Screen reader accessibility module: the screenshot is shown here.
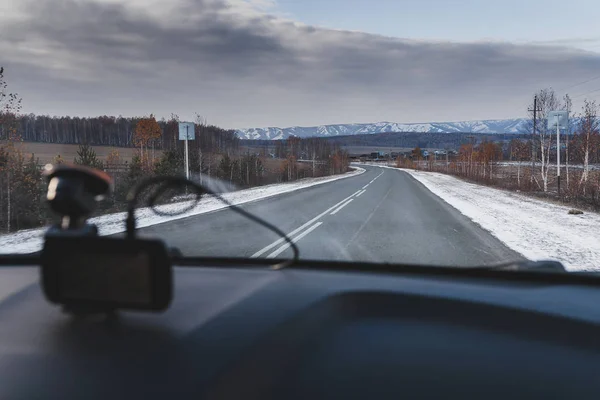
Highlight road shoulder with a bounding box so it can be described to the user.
[400,168,600,272]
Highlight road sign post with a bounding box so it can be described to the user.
[185,126,189,180]
[548,111,569,197]
[178,122,195,180]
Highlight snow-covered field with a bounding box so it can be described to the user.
[401,169,600,272]
[0,167,365,254]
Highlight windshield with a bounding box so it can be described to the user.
[0,0,599,271]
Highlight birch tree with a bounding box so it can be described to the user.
[0,67,22,123]
[510,139,530,188]
[527,88,561,192]
[0,67,23,232]
[578,99,599,190]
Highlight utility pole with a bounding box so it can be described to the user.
[555,114,561,197]
[528,95,541,183]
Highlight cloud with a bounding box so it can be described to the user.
[1,0,600,128]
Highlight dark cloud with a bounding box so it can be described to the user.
[5,0,291,75]
[1,0,600,128]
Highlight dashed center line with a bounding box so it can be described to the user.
[267,222,323,258]
[368,170,384,184]
[374,172,384,180]
[252,169,379,258]
[251,189,360,258]
[331,199,354,215]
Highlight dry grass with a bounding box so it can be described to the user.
[406,160,600,211]
[16,142,154,164]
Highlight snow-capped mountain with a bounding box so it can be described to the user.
[236,119,529,140]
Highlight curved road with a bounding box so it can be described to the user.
[136,165,523,267]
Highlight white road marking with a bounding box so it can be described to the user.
[331,199,354,215]
[356,190,366,197]
[251,189,361,258]
[369,170,384,184]
[252,170,379,258]
[267,222,323,258]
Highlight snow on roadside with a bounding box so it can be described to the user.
[0,167,365,254]
[400,168,600,272]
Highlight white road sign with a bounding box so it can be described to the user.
[178,122,195,140]
[547,111,569,130]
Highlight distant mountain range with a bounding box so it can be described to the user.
[236,119,529,140]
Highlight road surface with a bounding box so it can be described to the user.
[136,165,523,267]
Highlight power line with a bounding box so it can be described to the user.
[559,73,600,92]
[572,87,600,99]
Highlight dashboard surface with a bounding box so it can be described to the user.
[0,265,599,399]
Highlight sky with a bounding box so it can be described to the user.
[275,0,600,50]
[1,0,600,129]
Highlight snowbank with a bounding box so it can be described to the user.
[401,169,600,272]
[0,167,365,254]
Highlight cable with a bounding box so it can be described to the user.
[572,87,600,99]
[126,176,299,270]
[559,73,600,92]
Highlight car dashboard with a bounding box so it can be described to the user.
[0,262,599,399]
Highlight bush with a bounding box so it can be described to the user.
[154,148,183,176]
[74,144,103,169]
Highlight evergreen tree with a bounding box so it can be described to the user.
[219,154,233,182]
[74,143,103,169]
[11,154,43,230]
[154,148,183,176]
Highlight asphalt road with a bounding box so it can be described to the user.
[135,165,523,267]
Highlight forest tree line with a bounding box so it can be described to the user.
[0,113,240,154]
[0,67,350,233]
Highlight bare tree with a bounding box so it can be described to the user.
[510,139,529,188]
[578,99,599,189]
[0,67,22,125]
[195,113,206,184]
[0,67,23,232]
[526,88,561,192]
